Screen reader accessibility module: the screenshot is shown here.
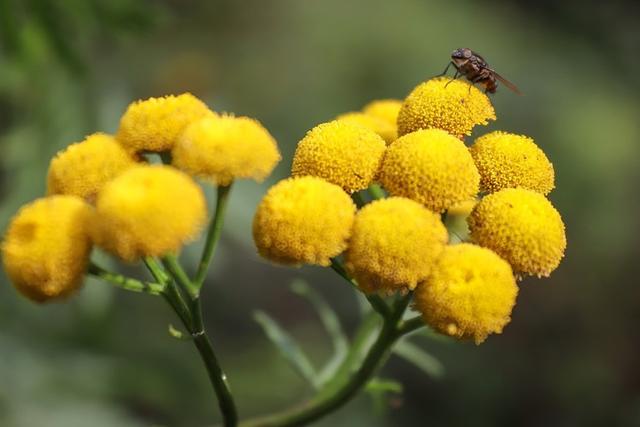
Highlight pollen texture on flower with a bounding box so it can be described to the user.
[468,188,566,277]
[397,77,496,138]
[2,196,94,303]
[336,111,396,144]
[173,115,281,186]
[291,120,386,193]
[116,93,213,153]
[470,131,555,194]
[414,243,518,344]
[47,133,137,202]
[93,165,206,261]
[253,176,356,266]
[362,99,402,127]
[378,129,480,212]
[345,197,448,293]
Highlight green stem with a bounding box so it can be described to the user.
[367,184,386,200]
[329,258,389,317]
[397,315,426,336]
[195,184,233,288]
[162,255,199,297]
[87,262,165,295]
[351,192,366,208]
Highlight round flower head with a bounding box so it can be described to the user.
[173,115,281,186]
[2,196,94,302]
[447,198,478,217]
[253,176,356,266]
[378,129,480,212]
[94,165,206,261]
[470,131,555,195]
[291,120,386,193]
[362,99,402,126]
[47,133,137,202]
[116,93,213,153]
[414,243,518,344]
[397,77,496,138]
[336,111,396,144]
[345,197,448,293]
[468,188,566,277]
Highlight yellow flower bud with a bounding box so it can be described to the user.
[336,111,396,144]
[362,99,402,127]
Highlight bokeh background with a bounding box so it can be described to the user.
[1,0,639,426]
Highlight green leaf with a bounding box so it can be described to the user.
[366,377,403,393]
[393,340,445,378]
[168,324,191,341]
[253,310,318,388]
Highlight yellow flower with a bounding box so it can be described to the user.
[362,99,402,126]
[378,129,480,212]
[253,176,356,266]
[468,188,566,277]
[291,120,386,194]
[447,198,478,217]
[173,115,281,186]
[397,77,496,138]
[470,131,555,194]
[345,197,447,293]
[2,196,94,302]
[116,93,213,153]
[47,133,137,202]
[414,243,518,344]
[93,165,206,261]
[336,111,396,144]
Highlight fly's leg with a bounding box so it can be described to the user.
[435,61,455,77]
[444,66,461,89]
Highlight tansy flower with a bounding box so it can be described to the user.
[172,115,281,186]
[468,188,566,277]
[93,165,206,261]
[336,111,396,144]
[414,243,518,344]
[362,99,402,127]
[116,93,213,153]
[2,196,94,302]
[470,131,555,195]
[345,197,447,293]
[397,77,496,138]
[253,176,356,266]
[291,120,386,194]
[47,133,137,202]
[447,198,478,217]
[377,129,480,212]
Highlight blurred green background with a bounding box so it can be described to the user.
[1,0,639,426]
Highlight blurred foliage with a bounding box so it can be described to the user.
[1,0,639,426]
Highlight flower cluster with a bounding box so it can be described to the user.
[253,78,566,344]
[2,93,280,302]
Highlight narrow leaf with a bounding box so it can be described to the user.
[393,340,445,378]
[168,324,191,340]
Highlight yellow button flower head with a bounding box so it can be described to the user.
[470,131,555,195]
[345,197,448,293]
[291,120,386,193]
[2,196,94,303]
[468,188,566,277]
[173,115,281,186]
[378,129,480,212]
[397,77,496,138]
[116,93,213,153]
[336,112,396,144]
[414,243,518,344]
[253,176,356,266]
[362,99,402,126]
[94,165,206,261]
[47,133,137,202]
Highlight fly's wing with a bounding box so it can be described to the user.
[492,71,523,95]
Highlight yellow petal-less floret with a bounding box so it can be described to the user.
[397,77,496,138]
[470,131,555,195]
[2,196,94,303]
[47,133,137,202]
[116,93,213,153]
[378,129,480,212]
[291,120,387,194]
[253,176,356,266]
[173,115,281,186]
[93,165,206,261]
[345,197,448,293]
[468,188,566,277]
[336,111,396,144]
[362,99,402,127]
[414,243,518,344]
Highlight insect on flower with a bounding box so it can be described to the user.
[441,48,522,95]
